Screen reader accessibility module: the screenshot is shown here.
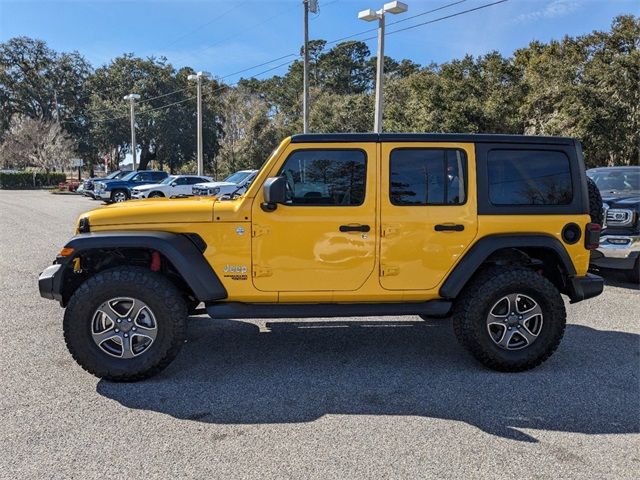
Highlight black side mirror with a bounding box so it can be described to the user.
[262,176,287,211]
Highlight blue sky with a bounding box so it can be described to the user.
[1,0,638,83]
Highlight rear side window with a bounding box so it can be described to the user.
[278,149,366,206]
[488,150,572,205]
[390,149,467,205]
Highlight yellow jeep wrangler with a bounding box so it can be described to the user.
[39,133,604,381]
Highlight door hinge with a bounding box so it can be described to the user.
[252,225,271,237]
[380,264,399,277]
[252,265,272,278]
[381,224,400,237]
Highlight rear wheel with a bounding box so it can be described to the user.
[63,266,187,381]
[453,266,566,372]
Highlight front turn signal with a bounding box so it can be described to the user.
[58,247,75,257]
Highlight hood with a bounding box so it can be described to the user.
[78,196,215,229]
[195,181,237,188]
[131,183,163,191]
[601,191,640,208]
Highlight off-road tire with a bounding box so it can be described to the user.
[148,191,164,198]
[453,266,566,372]
[587,177,603,225]
[110,189,129,203]
[63,266,187,381]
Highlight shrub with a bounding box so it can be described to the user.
[0,171,67,189]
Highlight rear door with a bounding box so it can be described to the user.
[379,142,478,290]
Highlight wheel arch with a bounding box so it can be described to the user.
[56,231,227,306]
[440,234,576,300]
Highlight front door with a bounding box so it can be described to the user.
[379,142,478,290]
[251,144,377,292]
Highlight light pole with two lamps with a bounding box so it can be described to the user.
[358,1,408,133]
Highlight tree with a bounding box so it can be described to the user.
[0,37,91,155]
[0,115,76,171]
[216,86,281,178]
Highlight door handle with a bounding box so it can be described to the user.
[339,224,371,233]
[434,224,464,232]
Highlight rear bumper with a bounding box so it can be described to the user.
[567,273,604,304]
[38,264,64,303]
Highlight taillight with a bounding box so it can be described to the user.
[585,223,602,250]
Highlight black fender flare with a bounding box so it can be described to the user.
[62,231,227,302]
[439,234,576,299]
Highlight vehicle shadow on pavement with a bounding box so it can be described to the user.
[97,317,640,442]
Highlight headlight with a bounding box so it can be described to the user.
[95,182,105,190]
[606,209,635,227]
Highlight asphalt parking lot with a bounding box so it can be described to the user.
[1,190,638,479]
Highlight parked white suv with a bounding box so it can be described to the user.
[131,175,212,199]
[192,170,258,197]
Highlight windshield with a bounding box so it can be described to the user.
[223,171,251,184]
[160,176,177,185]
[106,170,123,179]
[588,169,640,193]
[120,171,138,181]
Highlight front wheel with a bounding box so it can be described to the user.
[148,191,164,198]
[453,266,566,372]
[110,189,128,203]
[63,266,188,381]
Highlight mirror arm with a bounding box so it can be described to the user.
[260,202,277,212]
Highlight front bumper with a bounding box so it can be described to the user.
[130,191,148,199]
[93,189,110,200]
[38,264,64,303]
[567,273,604,303]
[590,234,640,270]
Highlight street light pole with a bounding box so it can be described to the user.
[303,1,317,134]
[374,14,385,134]
[123,93,141,170]
[358,1,408,133]
[303,0,309,134]
[188,71,211,176]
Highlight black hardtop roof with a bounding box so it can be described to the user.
[291,133,576,145]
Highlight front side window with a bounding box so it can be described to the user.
[390,149,467,205]
[278,149,367,206]
[488,150,572,205]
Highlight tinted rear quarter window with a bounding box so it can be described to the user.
[488,150,572,205]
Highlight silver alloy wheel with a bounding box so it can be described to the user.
[486,293,543,350]
[112,191,127,202]
[91,297,158,359]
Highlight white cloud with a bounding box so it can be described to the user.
[514,0,582,24]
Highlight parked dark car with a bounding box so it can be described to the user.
[82,170,130,199]
[93,170,169,203]
[588,166,640,283]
